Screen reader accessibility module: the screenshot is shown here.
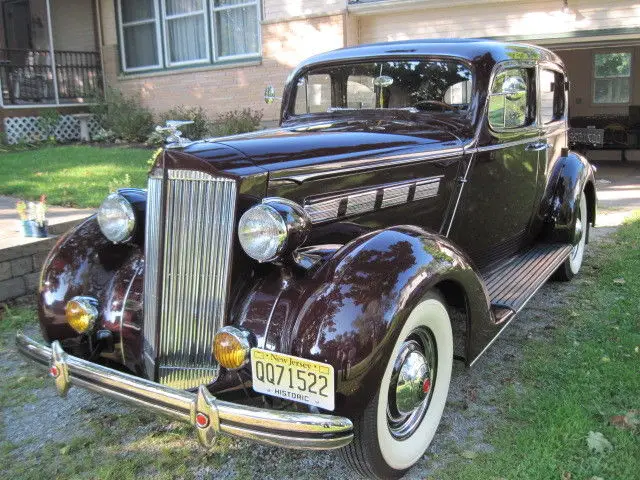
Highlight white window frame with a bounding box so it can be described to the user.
[592,51,632,105]
[161,0,211,67]
[211,0,262,62]
[117,0,163,73]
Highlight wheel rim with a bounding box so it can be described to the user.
[386,327,437,439]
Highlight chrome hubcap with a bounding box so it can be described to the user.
[387,328,436,439]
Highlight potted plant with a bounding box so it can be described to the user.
[16,201,32,237]
[33,195,48,237]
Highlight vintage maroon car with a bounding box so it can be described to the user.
[18,39,595,478]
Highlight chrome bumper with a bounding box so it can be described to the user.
[15,333,353,450]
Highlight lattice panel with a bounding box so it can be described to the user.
[3,114,101,144]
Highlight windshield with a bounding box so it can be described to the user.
[292,59,473,116]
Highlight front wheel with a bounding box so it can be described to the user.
[340,292,453,479]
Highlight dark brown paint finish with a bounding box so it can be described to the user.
[36,40,595,419]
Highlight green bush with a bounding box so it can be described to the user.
[211,108,263,137]
[37,109,61,142]
[158,105,212,140]
[91,88,155,143]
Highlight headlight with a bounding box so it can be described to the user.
[97,192,135,243]
[238,198,310,263]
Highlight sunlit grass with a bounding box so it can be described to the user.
[439,213,640,480]
[0,145,151,207]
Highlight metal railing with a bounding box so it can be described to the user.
[0,49,103,105]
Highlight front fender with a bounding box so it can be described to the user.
[38,216,143,367]
[265,226,492,414]
[541,151,596,244]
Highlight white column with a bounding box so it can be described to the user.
[45,0,60,105]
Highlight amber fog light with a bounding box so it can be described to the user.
[65,296,98,334]
[214,326,252,370]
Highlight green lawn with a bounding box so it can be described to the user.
[439,215,640,480]
[0,145,152,208]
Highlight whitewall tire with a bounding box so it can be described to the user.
[557,191,588,281]
[341,292,453,479]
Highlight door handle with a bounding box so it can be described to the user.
[525,141,551,151]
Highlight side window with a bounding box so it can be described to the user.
[295,74,332,114]
[488,68,532,129]
[540,69,566,124]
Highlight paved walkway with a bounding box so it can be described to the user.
[0,196,93,250]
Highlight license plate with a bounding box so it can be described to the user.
[250,348,335,411]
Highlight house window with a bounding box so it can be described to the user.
[213,0,260,59]
[119,0,162,71]
[117,0,260,73]
[593,52,631,104]
[163,0,209,66]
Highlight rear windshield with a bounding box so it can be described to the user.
[292,59,473,116]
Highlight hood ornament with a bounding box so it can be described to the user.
[155,120,194,148]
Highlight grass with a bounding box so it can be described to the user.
[438,215,640,480]
[0,145,152,208]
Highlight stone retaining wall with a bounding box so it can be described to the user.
[0,236,59,303]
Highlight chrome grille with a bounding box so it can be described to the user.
[143,169,237,390]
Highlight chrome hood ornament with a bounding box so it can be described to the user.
[155,120,194,148]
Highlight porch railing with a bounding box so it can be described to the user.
[0,49,103,105]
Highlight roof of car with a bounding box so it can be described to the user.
[295,39,562,70]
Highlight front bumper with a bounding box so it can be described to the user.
[16,333,353,450]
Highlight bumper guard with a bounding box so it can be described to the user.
[16,333,353,450]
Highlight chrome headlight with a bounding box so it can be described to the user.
[97,192,135,243]
[238,198,310,263]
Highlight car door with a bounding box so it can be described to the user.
[448,66,542,269]
[529,65,569,236]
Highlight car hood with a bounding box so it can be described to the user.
[183,117,471,177]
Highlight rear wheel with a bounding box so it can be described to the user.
[340,292,453,479]
[556,191,588,281]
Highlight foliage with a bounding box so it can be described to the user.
[91,88,155,143]
[439,214,640,480]
[0,145,149,207]
[594,52,631,77]
[36,109,61,142]
[108,173,132,193]
[91,127,117,143]
[158,105,213,140]
[211,108,263,137]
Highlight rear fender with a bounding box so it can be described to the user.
[540,151,596,244]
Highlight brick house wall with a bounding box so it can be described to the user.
[97,0,348,124]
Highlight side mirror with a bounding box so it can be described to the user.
[264,85,279,104]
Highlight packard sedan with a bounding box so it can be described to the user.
[17,39,595,479]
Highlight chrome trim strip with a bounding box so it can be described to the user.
[143,175,163,378]
[470,128,569,154]
[304,175,444,224]
[16,333,353,451]
[274,147,464,184]
[381,183,410,208]
[445,154,474,237]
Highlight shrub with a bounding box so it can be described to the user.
[158,105,212,140]
[37,109,61,142]
[211,108,263,137]
[91,88,154,143]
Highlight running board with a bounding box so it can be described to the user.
[481,243,573,313]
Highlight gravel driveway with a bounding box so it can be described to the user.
[1,161,638,479]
